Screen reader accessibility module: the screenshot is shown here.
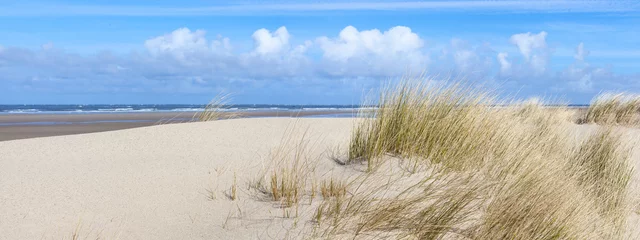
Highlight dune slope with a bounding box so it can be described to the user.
[0,118,354,239]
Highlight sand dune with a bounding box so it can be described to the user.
[1,117,639,239]
[0,118,354,239]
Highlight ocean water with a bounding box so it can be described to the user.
[0,119,167,126]
[0,104,589,114]
[0,104,586,126]
[0,104,365,114]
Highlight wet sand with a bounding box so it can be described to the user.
[0,110,354,142]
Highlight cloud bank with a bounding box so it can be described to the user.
[0,25,638,103]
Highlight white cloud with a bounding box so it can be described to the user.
[574,73,593,92]
[252,26,291,55]
[316,25,428,76]
[292,40,313,55]
[508,31,550,74]
[555,52,628,93]
[453,49,475,69]
[497,52,511,74]
[559,64,605,93]
[318,25,423,61]
[574,42,590,61]
[144,28,210,57]
[448,38,490,73]
[530,54,548,73]
[509,31,547,61]
[211,35,232,54]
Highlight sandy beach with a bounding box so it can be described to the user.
[0,115,639,239]
[0,118,355,239]
[3,1,639,238]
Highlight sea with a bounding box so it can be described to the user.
[0,104,588,127]
[0,104,588,114]
[0,104,364,114]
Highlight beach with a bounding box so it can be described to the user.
[0,110,354,141]
[0,113,639,239]
[0,117,355,239]
[3,1,639,238]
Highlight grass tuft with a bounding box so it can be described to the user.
[250,125,319,208]
[570,128,633,228]
[319,178,347,199]
[314,76,638,239]
[192,93,236,122]
[584,93,640,125]
[348,78,504,172]
[222,75,637,239]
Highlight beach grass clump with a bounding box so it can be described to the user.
[192,93,233,122]
[513,97,574,126]
[584,93,640,125]
[313,168,486,239]
[312,153,616,239]
[319,178,347,199]
[514,97,545,118]
[220,75,635,239]
[318,76,637,239]
[268,167,304,206]
[251,127,318,208]
[570,128,633,225]
[475,169,606,240]
[348,78,507,171]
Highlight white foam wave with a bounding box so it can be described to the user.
[4,109,39,113]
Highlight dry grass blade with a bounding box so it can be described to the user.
[250,123,320,208]
[570,128,633,230]
[512,97,574,125]
[348,77,504,172]
[314,169,485,239]
[193,93,236,122]
[319,178,347,199]
[476,168,606,240]
[316,75,639,239]
[584,93,640,125]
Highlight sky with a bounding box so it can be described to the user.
[0,0,639,104]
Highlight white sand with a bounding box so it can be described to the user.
[1,118,639,239]
[0,118,355,239]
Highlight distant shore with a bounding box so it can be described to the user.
[0,106,587,142]
[0,110,355,142]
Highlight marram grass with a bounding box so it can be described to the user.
[311,76,637,239]
[223,76,637,239]
[192,93,234,122]
[584,93,640,125]
[348,78,506,172]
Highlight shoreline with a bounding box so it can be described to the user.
[0,107,587,142]
[0,110,355,142]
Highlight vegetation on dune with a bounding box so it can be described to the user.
[570,128,633,230]
[313,76,636,239]
[250,125,320,208]
[584,93,640,125]
[192,93,236,122]
[319,178,347,199]
[348,80,503,172]
[216,76,637,239]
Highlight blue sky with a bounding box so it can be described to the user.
[0,0,639,104]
